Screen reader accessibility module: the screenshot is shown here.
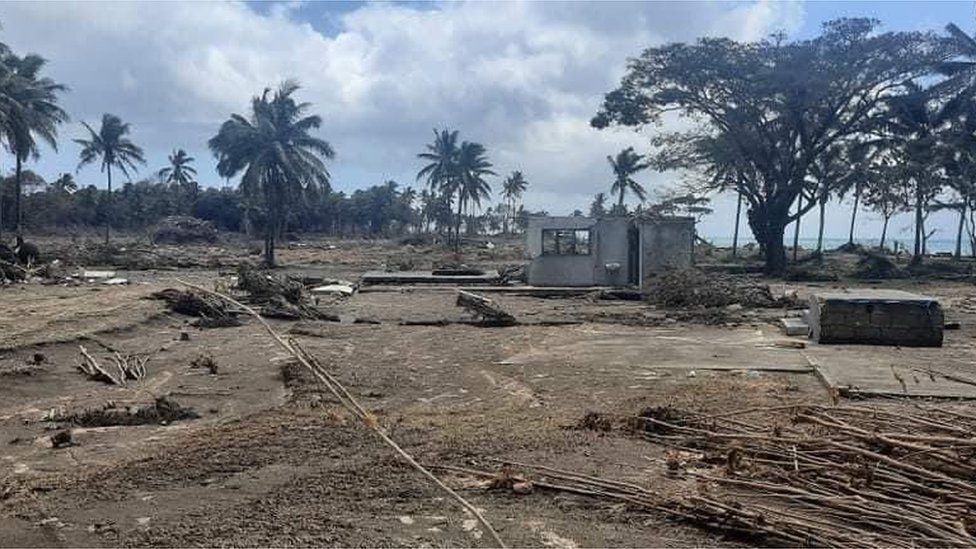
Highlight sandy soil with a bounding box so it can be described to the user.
[2,237,976,547]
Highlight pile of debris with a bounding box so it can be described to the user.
[852,250,905,280]
[149,288,241,327]
[152,215,219,244]
[236,264,334,320]
[647,270,786,309]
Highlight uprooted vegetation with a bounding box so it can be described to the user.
[236,264,336,320]
[48,397,199,427]
[149,288,242,327]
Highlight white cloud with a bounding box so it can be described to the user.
[0,0,806,232]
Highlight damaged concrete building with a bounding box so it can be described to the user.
[525,215,695,288]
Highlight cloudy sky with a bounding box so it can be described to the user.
[0,0,972,243]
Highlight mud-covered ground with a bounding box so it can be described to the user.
[2,235,976,547]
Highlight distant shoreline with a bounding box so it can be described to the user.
[702,237,962,255]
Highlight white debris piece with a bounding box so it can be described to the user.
[80,270,116,279]
[103,277,129,285]
[311,284,355,296]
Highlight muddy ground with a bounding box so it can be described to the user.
[2,236,976,547]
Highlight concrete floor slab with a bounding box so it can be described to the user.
[504,325,813,373]
[804,346,976,399]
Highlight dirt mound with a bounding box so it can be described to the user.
[52,397,199,427]
[852,251,905,280]
[647,270,785,309]
[152,216,219,244]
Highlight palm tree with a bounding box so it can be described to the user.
[75,114,145,244]
[416,129,461,242]
[501,170,528,233]
[608,147,650,210]
[455,141,495,247]
[158,148,197,187]
[1,52,68,236]
[209,81,333,266]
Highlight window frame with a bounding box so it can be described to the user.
[541,228,593,256]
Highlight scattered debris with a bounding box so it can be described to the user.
[852,250,905,280]
[456,290,518,326]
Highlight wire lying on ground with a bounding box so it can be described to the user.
[176,279,507,549]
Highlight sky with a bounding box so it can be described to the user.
[0,0,973,242]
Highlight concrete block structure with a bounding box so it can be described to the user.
[525,215,694,288]
[808,289,944,347]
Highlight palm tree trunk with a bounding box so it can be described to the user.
[454,193,464,252]
[956,204,967,260]
[618,188,625,209]
[105,165,113,245]
[792,195,802,262]
[732,192,742,258]
[14,155,22,236]
[848,185,860,245]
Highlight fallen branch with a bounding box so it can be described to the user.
[176,279,507,548]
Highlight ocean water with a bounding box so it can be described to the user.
[702,236,961,255]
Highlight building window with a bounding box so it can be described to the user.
[542,229,591,255]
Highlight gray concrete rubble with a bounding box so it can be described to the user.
[808,289,943,347]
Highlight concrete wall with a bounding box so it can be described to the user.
[526,215,693,287]
[637,217,695,288]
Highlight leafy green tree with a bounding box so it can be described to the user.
[862,160,910,250]
[593,18,943,274]
[75,113,145,244]
[1,51,67,236]
[209,81,334,266]
[607,147,649,209]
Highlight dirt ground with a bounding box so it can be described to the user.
[3,236,976,547]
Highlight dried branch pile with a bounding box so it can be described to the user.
[51,397,198,427]
[639,404,976,547]
[78,345,149,385]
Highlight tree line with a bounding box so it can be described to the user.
[593,18,976,274]
[0,35,533,265]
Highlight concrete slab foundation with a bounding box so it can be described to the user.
[808,289,943,347]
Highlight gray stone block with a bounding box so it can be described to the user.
[809,289,943,347]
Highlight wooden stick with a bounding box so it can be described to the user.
[176,279,507,548]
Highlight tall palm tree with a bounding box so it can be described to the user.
[2,52,67,236]
[454,141,494,247]
[158,148,197,187]
[501,170,527,233]
[209,81,333,266]
[416,129,461,242]
[608,147,650,209]
[75,114,145,244]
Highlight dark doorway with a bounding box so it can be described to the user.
[627,225,639,285]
